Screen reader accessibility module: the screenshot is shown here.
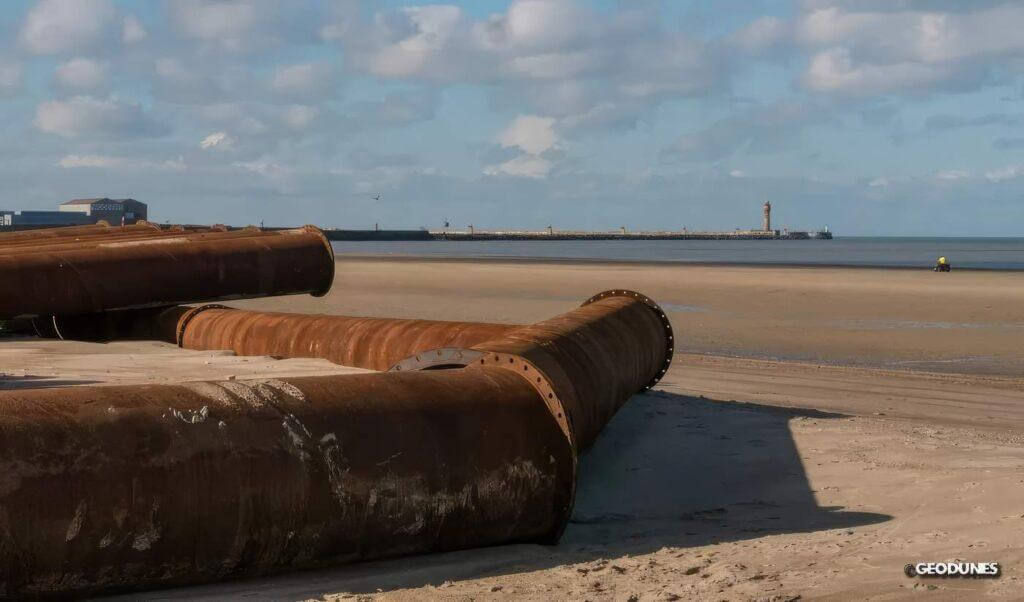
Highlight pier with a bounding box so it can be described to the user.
[321,228,833,242]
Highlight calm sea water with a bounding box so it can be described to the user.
[331,237,1024,271]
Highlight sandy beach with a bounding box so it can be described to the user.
[6,258,1024,600]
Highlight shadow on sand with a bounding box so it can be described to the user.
[113,391,891,601]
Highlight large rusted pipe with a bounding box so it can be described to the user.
[468,290,673,449]
[0,225,263,256]
[0,222,166,249]
[45,306,519,369]
[2,291,672,596]
[176,308,517,370]
[382,290,672,451]
[0,368,574,597]
[0,226,335,319]
[46,294,672,435]
[0,221,116,245]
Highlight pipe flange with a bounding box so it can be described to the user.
[475,352,574,447]
[581,289,675,392]
[175,304,230,347]
[476,351,578,543]
[388,348,575,450]
[388,348,485,372]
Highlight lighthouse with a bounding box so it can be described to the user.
[763,201,772,232]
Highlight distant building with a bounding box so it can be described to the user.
[16,210,94,226]
[0,209,93,227]
[59,198,147,224]
[763,201,772,232]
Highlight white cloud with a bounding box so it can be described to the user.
[58,154,185,171]
[484,154,551,178]
[21,0,115,55]
[122,15,147,44]
[935,169,970,180]
[369,6,463,78]
[796,5,1024,64]
[170,0,260,49]
[199,131,235,150]
[498,115,557,155]
[486,114,560,178]
[335,0,722,123]
[233,159,291,179]
[729,170,748,178]
[868,177,889,187]
[0,59,22,96]
[730,16,790,53]
[788,4,1024,95]
[54,57,108,90]
[986,165,1024,182]
[152,57,227,104]
[283,105,319,129]
[474,0,589,51]
[34,96,167,138]
[507,51,599,80]
[270,63,334,97]
[803,47,949,94]
[167,0,320,52]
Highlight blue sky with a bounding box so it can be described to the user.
[2,1,1024,235]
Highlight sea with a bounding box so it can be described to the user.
[331,237,1024,271]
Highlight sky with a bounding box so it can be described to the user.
[1,1,1024,235]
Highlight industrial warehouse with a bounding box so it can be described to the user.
[0,198,147,227]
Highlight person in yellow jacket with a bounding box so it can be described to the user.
[934,256,951,272]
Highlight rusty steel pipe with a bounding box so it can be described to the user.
[45,291,672,448]
[165,290,673,450]
[468,290,674,450]
[0,223,164,250]
[0,221,117,245]
[0,225,264,257]
[0,226,335,319]
[176,308,518,370]
[44,306,519,369]
[0,368,574,597]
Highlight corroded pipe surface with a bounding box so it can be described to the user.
[171,290,674,450]
[0,226,335,319]
[177,308,518,370]
[0,225,261,256]
[467,290,673,450]
[46,291,671,448]
[0,369,574,597]
[0,221,116,245]
[46,306,518,370]
[0,222,164,249]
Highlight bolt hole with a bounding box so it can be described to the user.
[547,393,553,399]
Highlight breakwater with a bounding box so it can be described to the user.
[0,224,833,242]
[321,229,832,241]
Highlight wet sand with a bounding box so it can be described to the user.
[237,258,1024,375]
[7,258,1023,600]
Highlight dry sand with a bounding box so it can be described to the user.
[6,258,1024,600]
